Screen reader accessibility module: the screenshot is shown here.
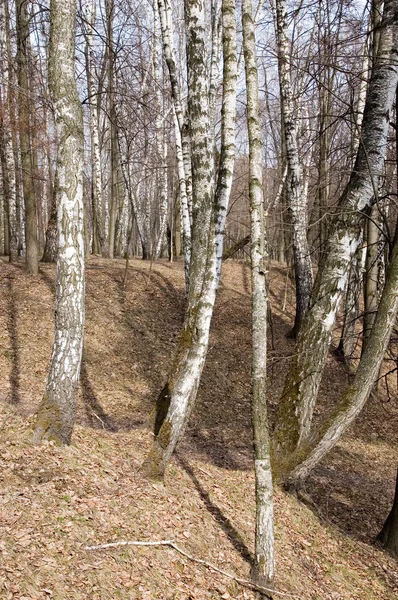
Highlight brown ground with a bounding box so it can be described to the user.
[1,256,398,600]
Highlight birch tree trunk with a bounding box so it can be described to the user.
[273,0,398,465]
[41,171,58,263]
[363,207,381,353]
[274,0,313,337]
[157,0,191,287]
[85,0,104,256]
[336,240,364,371]
[106,0,118,259]
[142,0,236,481]
[16,0,39,274]
[285,233,398,487]
[242,0,274,584]
[0,0,18,262]
[215,0,237,283]
[34,0,85,445]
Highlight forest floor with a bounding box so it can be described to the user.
[1,255,398,600]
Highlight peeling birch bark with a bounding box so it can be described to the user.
[142,0,237,481]
[274,0,398,466]
[274,0,313,336]
[242,0,274,584]
[157,0,191,287]
[215,0,237,283]
[34,0,85,446]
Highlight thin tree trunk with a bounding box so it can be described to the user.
[157,0,191,288]
[16,0,39,274]
[273,0,398,464]
[336,240,364,371]
[85,0,104,256]
[0,0,18,262]
[41,170,58,263]
[214,0,237,283]
[363,207,381,352]
[106,0,118,259]
[34,0,85,445]
[242,0,274,584]
[274,0,313,337]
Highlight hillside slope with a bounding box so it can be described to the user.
[0,256,398,599]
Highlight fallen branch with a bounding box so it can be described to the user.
[85,539,173,550]
[85,538,301,599]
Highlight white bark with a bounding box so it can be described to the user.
[0,0,18,262]
[242,0,274,584]
[143,0,221,480]
[214,0,237,283]
[34,0,85,445]
[153,3,169,259]
[86,0,104,255]
[274,0,313,335]
[274,0,398,465]
[157,0,191,283]
[288,235,398,486]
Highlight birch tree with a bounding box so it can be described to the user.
[16,0,39,274]
[273,0,313,337]
[34,0,85,445]
[0,0,18,262]
[242,0,274,583]
[157,0,191,286]
[274,0,398,468]
[143,0,237,480]
[285,231,398,487]
[85,0,104,256]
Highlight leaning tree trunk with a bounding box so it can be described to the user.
[34,0,85,445]
[274,0,313,337]
[16,0,39,274]
[273,0,398,465]
[242,0,274,585]
[142,0,236,481]
[284,233,398,487]
[336,238,364,371]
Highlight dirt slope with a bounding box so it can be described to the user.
[0,256,398,599]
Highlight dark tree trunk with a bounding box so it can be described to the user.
[41,176,57,263]
[378,466,398,555]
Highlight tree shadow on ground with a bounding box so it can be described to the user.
[35,259,398,552]
[39,266,145,432]
[5,276,21,405]
[298,443,397,546]
[177,453,254,566]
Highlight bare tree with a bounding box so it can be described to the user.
[34,0,85,445]
[242,0,274,584]
[274,0,398,470]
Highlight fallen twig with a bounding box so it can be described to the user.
[85,538,301,599]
